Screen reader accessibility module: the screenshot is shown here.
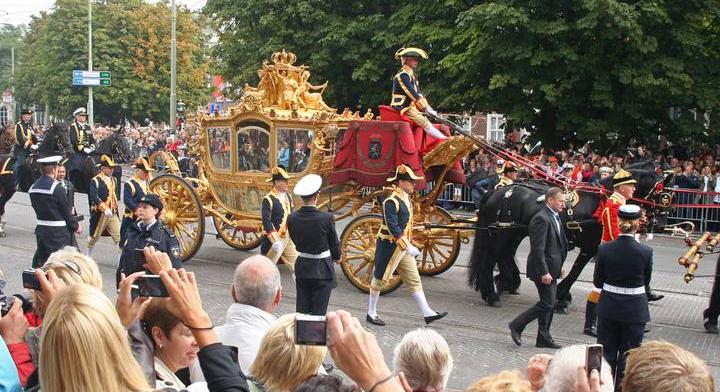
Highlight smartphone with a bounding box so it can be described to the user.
[586,344,603,378]
[135,275,169,297]
[135,248,146,265]
[22,269,42,290]
[295,314,327,346]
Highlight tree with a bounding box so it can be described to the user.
[15,0,211,124]
[0,24,25,93]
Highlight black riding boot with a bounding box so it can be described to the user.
[583,300,598,337]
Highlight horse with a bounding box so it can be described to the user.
[467,162,674,311]
[71,126,131,199]
[0,122,71,236]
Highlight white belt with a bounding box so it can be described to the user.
[603,284,645,295]
[298,250,331,259]
[37,219,66,227]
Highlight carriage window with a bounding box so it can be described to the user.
[237,126,270,173]
[208,127,231,171]
[278,128,313,173]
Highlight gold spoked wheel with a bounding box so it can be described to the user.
[149,174,205,262]
[212,212,263,251]
[340,214,402,295]
[149,151,181,175]
[416,207,460,276]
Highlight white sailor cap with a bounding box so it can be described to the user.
[293,174,322,197]
[37,156,63,166]
[599,166,614,174]
[618,204,642,220]
[561,163,575,171]
[73,107,87,116]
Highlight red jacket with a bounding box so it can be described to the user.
[593,192,625,243]
[7,342,34,386]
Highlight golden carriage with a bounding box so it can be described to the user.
[150,51,477,293]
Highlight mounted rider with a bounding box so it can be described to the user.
[13,108,38,186]
[261,166,298,271]
[494,161,518,189]
[120,157,154,247]
[366,164,447,326]
[391,47,447,140]
[67,107,95,179]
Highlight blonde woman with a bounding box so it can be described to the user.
[622,341,714,392]
[32,263,250,392]
[465,371,532,392]
[250,313,327,392]
[393,328,453,392]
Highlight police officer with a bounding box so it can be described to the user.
[594,204,651,390]
[13,108,38,186]
[366,164,447,326]
[703,255,720,334]
[287,174,340,315]
[121,157,154,246]
[391,47,447,140]
[87,155,121,257]
[67,107,95,184]
[117,193,181,286]
[261,166,298,271]
[494,161,518,189]
[29,156,81,267]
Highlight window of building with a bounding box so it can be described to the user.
[487,114,505,142]
[277,128,314,173]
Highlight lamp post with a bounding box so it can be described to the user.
[169,0,177,135]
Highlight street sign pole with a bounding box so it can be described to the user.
[87,0,94,127]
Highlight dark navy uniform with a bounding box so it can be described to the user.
[13,119,37,185]
[121,176,149,246]
[704,255,720,333]
[287,205,340,315]
[29,175,79,267]
[594,234,652,389]
[260,190,293,254]
[67,121,94,174]
[58,178,79,249]
[117,219,181,286]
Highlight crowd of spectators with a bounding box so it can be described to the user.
[0,247,715,392]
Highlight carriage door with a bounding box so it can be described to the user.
[277,128,314,174]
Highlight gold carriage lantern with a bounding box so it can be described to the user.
[148,50,364,260]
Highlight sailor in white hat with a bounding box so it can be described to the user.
[286,174,341,315]
[29,156,81,267]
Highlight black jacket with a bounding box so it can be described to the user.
[526,206,568,281]
[117,220,182,285]
[260,191,293,254]
[287,206,340,280]
[594,235,652,323]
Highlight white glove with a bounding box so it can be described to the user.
[30,144,39,150]
[271,241,284,252]
[103,208,113,217]
[426,106,438,117]
[83,147,92,154]
[407,245,421,258]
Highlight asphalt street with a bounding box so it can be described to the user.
[1,184,718,391]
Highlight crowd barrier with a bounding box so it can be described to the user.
[433,182,720,231]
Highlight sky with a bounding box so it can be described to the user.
[0,0,207,26]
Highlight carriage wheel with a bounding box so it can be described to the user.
[149,151,180,175]
[149,174,205,262]
[416,207,461,276]
[317,184,363,221]
[340,214,402,295]
[212,213,263,251]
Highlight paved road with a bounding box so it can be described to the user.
[1,189,718,391]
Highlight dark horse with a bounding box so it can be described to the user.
[467,162,674,311]
[0,122,71,232]
[70,126,131,200]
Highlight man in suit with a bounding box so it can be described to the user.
[509,187,567,349]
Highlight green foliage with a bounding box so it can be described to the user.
[0,24,25,93]
[206,0,720,146]
[14,0,210,123]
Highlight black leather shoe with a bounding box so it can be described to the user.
[555,305,569,315]
[647,291,664,302]
[366,314,386,326]
[536,339,561,349]
[509,324,522,346]
[424,311,448,325]
[583,327,598,338]
[705,321,719,334]
[507,288,520,295]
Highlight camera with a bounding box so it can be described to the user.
[135,275,169,297]
[0,278,33,317]
[295,314,327,346]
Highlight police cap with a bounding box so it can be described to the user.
[139,193,163,210]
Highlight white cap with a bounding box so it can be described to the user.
[293,174,322,197]
[73,107,87,116]
[37,156,63,165]
[599,166,613,174]
[496,159,505,166]
[562,163,574,171]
